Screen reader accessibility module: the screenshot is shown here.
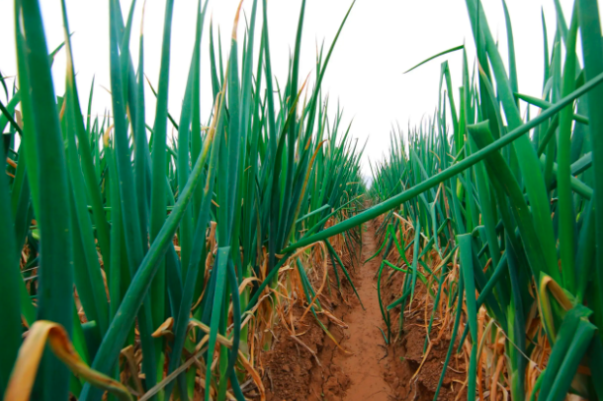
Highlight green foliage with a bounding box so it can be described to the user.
[290,1,603,399]
[1,1,364,399]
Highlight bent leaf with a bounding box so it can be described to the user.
[4,321,132,401]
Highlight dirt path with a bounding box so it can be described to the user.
[259,218,464,401]
[339,221,391,401]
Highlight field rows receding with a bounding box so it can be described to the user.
[3,0,603,400]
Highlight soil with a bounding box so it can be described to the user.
[334,220,393,401]
[378,261,467,401]
[256,219,465,401]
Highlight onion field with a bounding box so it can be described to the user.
[2,0,603,400]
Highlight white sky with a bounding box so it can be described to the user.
[0,0,582,177]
